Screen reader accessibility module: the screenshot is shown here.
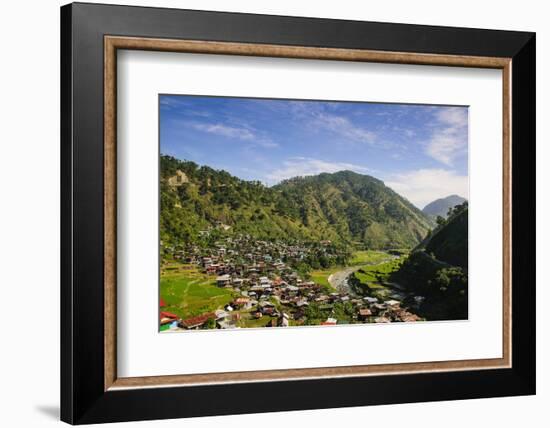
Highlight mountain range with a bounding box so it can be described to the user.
[422,194,467,219]
[160,155,434,249]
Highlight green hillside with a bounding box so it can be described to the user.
[422,205,468,268]
[160,155,433,249]
[272,171,433,249]
[391,202,469,320]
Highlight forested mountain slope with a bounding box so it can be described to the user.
[160,155,433,249]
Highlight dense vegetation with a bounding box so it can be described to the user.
[423,204,468,268]
[160,155,433,250]
[392,202,469,320]
[304,301,357,326]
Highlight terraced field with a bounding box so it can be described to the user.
[351,257,406,299]
[160,264,234,319]
[349,250,394,265]
[353,257,404,284]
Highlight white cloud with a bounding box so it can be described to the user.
[185,121,279,148]
[265,157,371,184]
[317,112,377,144]
[385,168,468,209]
[436,107,468,127]
[426,134,464,166]
[255,140,279,148]
[188,122,255,140]
[287,102,378,145]
[425,107,468,166]
[160,97,188,109]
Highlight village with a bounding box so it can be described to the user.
[160,234,423,331]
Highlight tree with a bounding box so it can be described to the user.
[202,317,217,329]
[435,269,451,292]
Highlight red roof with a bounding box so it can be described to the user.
[160,298,166,307]
[181,312,215,328]
[160,311,179,319]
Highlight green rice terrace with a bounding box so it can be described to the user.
[160,264,234,321]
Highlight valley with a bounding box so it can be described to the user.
[159,155,468,331]
[160,241,422,330]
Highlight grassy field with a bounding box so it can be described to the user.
[309,268,339,291]
[355,258,403,281]
[160,264,234,319]
[353,258,404,291]
[349,250,394,265]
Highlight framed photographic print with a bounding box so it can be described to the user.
[60,2,536,425]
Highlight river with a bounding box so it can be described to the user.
[327,266,364,296]
[327,256,400,297]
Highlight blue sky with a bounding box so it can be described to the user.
[160,95,468,209]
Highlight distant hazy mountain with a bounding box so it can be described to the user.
[160,155,433,249]
[422,195,467,219]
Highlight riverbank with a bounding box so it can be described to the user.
[327,254,399,296]
[310,250,396,294]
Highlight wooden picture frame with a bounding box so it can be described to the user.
[61,2,535,424]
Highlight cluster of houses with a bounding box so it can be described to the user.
[160,236,422,331]
[165,234,342,271]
